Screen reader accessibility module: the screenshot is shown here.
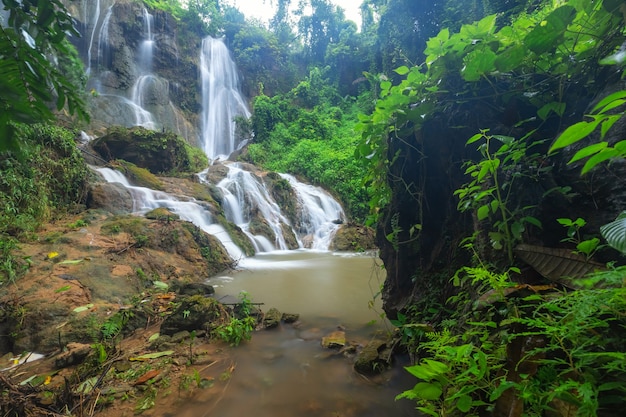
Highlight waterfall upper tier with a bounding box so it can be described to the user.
[200,37,251,161]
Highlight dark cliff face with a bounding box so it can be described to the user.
[67,0,202,143]
[377,80,626,319]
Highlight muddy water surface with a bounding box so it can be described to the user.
[176,250,418,417]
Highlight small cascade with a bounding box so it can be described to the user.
[128,8,157,129]
[213,164,292,252]
[84,0,101,76]
[96,5,114,71]
[281,174,345,250]
[130,75,158,129]
[199,37,251,161]
[96,167,244,260]
[138,8,155,72]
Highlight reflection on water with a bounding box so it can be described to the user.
[174,251,417,417]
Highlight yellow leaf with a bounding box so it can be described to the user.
[47,252,59,259]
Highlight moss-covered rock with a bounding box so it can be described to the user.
[330,223,376,252]
[249,216,276,244]
[160,295,225,336]
[265,172,298,226]
[91,126,208,175]
[353,339,391,375]
[145,207,179,221]
[110,159,164,190]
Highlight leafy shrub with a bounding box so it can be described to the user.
[0,123,89,236]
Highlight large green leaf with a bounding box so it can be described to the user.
[600,211,626,254]
[462,47,497,81]
[524,5,576,54]
[549,119,602,153]
[412,382,444,400]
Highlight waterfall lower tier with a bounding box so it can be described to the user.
[204,162,345,252]
[94,163,346,263]
[95,167,244,260]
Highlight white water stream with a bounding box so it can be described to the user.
[95,167,244,260]
[200,37,251,161]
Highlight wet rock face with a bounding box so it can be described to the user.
[353,339,391,375]
[68,0,201,142]
[87,182,133,214]
[330,223,376,252]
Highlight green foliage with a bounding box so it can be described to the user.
[550,90,626,174]
[0,123,89,237]
[357,0,624,225]
[397,330,506,416]
[0,0,89,149]
[212,291,256,346]
[398,248,626,416]
[600,211,626,254]
[509,269,626,415]
[454,130,543,263]
[557,217,601,258]
[247,72,371,221]
[0,236,28,285]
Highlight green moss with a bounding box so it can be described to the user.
[215,214,255,257]
[112,160,164,190]
[92,127,208,176]
[145,208,180,221]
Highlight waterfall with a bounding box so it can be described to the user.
[96,167,244,260]
[138,8,154,72]
[97,5,114,71]
[129,8,157,129]
[214,164,292,252]
[281,174,345,250]
[197,37,345,253]
[85,0,100,76]
[130,75,158,129]
[199,37,251,161]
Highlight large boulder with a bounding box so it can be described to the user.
[87,182,133,214]
[330,223,376,251]
[90,126,207,174]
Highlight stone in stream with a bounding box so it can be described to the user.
[263,308,283,329]
[321,330,346,348]
[353,339,392,375]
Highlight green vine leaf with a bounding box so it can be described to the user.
[462,47,497,81]
[524,5,576,54]
[590,90,626,113]
[549,119,602,153]
[568,142,608,164]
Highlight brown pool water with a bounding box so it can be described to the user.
[175,250,418,417]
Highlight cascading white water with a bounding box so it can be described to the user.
[84,0,100,76]
[97,5,114,71]
[199,37,251,161]
[138,8,154,72]
[96,167,244,260]
[129,8,157,129]
[197,37,345,252]
[281,173,345,250]
[130,75,158,129]
[214,164,292,252]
